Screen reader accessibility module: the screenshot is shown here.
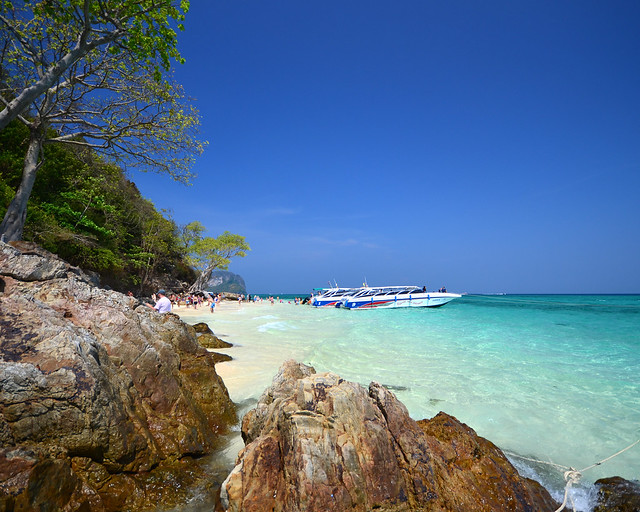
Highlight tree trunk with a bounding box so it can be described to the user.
[0,124,44,241]
[189,265,215,293]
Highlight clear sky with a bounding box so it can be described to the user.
[132,1,640,294]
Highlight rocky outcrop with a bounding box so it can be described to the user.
[221,360,559,512]
[190,322,233,365]
[191,322,234,349]
[0,241,236,511]
[416,413,558,511]
[594,476,640,512]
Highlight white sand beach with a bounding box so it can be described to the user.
[173,299,305,406]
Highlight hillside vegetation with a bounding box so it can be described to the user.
[0,121,195,293]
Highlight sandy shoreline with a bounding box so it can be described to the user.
[172,299,280,401]
[171,299,245,317]
[173,299,284,463]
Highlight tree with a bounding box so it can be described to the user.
[0,121,194,292]
[0,0,204,241]
[186,231,250,293]
[179,220,205,257]
[0,0,189,130]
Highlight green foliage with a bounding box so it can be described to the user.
[0,0,206,241]
[188,231,250,274]
[0,1,190,89]
[0,117,248,293]
[179,220,205,265]
[185,228,250,291]
[0,120,197,293]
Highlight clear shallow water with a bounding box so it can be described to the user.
[190,295,640,511]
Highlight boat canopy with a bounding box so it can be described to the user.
[349,286,424,298]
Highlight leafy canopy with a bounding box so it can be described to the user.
[188,231,250,274]
[0,120,196,292]
[0,0,191,130]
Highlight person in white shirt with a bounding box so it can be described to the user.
[146,289,172,313]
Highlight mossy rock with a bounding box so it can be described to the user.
[594,477,640,512]
[209,352,233,364]
[191,322,213,334]
[198,333,232,349]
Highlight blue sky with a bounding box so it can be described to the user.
[132,1,640,294]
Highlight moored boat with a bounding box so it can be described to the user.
[311,287,362,307]
[339,286,461,310]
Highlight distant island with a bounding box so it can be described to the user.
[206,270,247,295]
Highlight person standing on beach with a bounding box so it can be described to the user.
[146,289,172,313]
[210,294,219,313]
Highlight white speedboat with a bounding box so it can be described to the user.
[339,286,461,310]
[311,287,362,307]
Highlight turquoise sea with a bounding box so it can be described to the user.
[189,294,640,511]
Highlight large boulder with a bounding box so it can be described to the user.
[594,476,640,512]
[0,241,236,511]
[191,322,233,349]
[221,360,558,512]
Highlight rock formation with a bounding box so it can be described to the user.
[190,322,233,363]
[0,241,236,511]
[206,270,247,295]
[594,476,640,512]
[191,322,234,349]
[221,360,559,512]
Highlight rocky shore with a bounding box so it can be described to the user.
[2,241,638,511]
[222,360,559,511]
[0,241,236,510]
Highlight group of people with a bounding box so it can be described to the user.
[143,290,310,314]
[143,290,225,314]
[181,294,206,309]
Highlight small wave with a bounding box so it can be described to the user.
[507,454,598,511]
[257,321,298,332]
[253,315,279,320]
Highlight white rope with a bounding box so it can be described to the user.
[505,439,640,512]
[578,439,640,473]
[555,469,581,512]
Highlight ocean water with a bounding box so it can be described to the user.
[190,295,640,511]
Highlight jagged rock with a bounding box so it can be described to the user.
[222,360,558,512]
[199,333,233,349]
[210,352,233,364]
[0,241,237,511]
[0,241,97,284]
[594,476,640,511]
[192,321,213,334]
[416,413,558,511]
[6,457,104,512]
[190,322,233,349]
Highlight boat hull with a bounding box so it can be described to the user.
[343,292,461,310]
[312,299,342,307]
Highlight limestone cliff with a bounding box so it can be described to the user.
[206,270,247,295]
